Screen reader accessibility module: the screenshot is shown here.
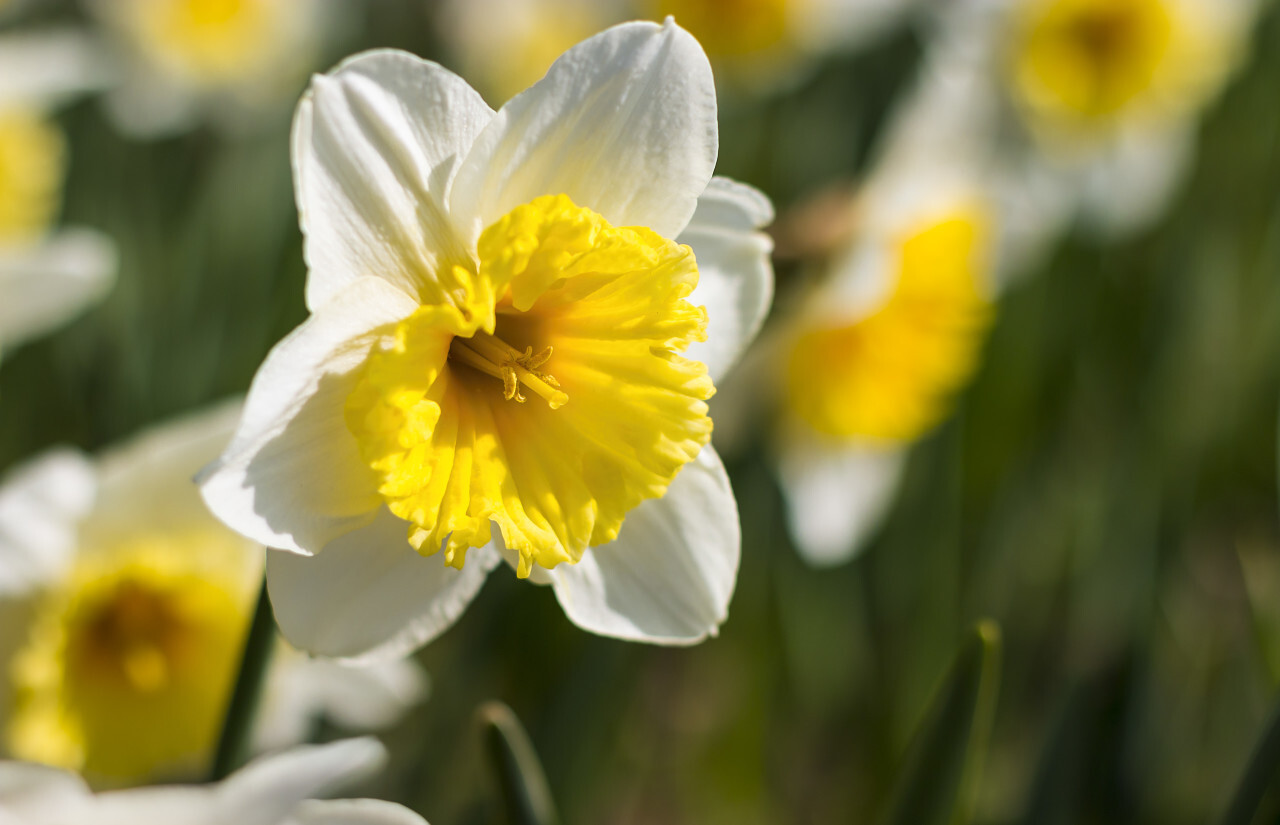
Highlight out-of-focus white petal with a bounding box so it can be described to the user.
[266,508,500,662]
[85,398,246,546]
[0,448,95,596]
[84,738,386,825]
[285,799,430,825]
[1077,125,1194,238]
[0,760,92,822]
[449,18,717,245]
[294,50,495,310]
[198,278,417,555]
[0,29,113,106]
[678,177,775,383]
[548,446,738,644]
[777,438,905,566]
[256,646,428,752]
[791,0,921,56]
[0,229,116,352]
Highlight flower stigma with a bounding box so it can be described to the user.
[345,194,714,579]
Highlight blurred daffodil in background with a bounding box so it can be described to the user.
[937,0,1265,237]
[0,29,114,363]
[85,0,333,137]
[199,19,775,660]
[0,737,429,825]
[0,402,424,784]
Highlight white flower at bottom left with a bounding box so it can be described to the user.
[0,401,425,785]
[0,737,431,825]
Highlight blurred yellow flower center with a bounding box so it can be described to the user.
[345,194,713,578]
[0,108,65,244]
[135,0,279,83]
[657,0,794,57]
[6,532,258,781]
[786,210,993,442]
[1013,0,1174,120]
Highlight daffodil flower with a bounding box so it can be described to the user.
[0,402,425,783]
[199,20,775,660]
[0,30,115,361]
[437,0,920,103]
[0,737,427,825]
[85,0,331,138]
[935,0,1260,236]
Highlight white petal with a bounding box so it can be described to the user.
[86,398,248,546]
[295,50,494,310]
[0,761,92,821]
[0,447,95,596]
[266,508,500,661]
[257,647,428,751]
[0,229,116,351]
[0,29,113,106]
[198,277,417,555]
[449,18,717,245]
[777,438,905,566]
[1077,125,1194,238]
[548,446,739,644]
[285,799,430,825]
[678,177,775,383]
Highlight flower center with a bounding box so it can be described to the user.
[657,0,794,58]
[0,108,64,245]
[133,0,280,84]
[346,194,713,578]
[6,532,258,781]
[787,209,993,442]
[1012,0,1175,121]
[447,329,567,409]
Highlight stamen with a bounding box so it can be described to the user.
[449,331,568,409]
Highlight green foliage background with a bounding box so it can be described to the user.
[4,1,1280,823]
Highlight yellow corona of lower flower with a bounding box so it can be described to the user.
[7,530,257,781]
[0,107,64,244]
[345,194,714,577]
[787,212,992,443]
[1011,0,1176,121]
[656,0,794,57]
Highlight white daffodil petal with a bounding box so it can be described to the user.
[267,508,501,662]
[85,738,385,825]
[549,446,739,644]
[0,29,113,105]
[1078,125,1195,238]
[296,50,495,310]
[257,650,427,751]
[679,177,775,383]
[778,439,906,566]
[87,398,246,546]
[449,18,717,244]
[0,229,116,352]
[285,799,430,825]
[0,761,92,821]
[198,278,417,555]
[0,447,95,596]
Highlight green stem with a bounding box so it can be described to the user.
[211,577,276,781]
[1218,697,1280,825]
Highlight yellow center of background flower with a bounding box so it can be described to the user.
[6,531,258,782]
[345,194,714,578]
[134,0,279,84]
[786,210,993,442]
[656,0,794,58]
[1012,0,1175,122]
[0,108,64,245]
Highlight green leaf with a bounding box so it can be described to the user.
[1217,696,1280,825]
[477,702,560,825]
[879,620,1002,825]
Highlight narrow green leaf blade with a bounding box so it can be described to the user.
[1218,696,1280,825]
[477,702,560,825]
[880,620,1003,825]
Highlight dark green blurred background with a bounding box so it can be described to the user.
[4,1,1280,823]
